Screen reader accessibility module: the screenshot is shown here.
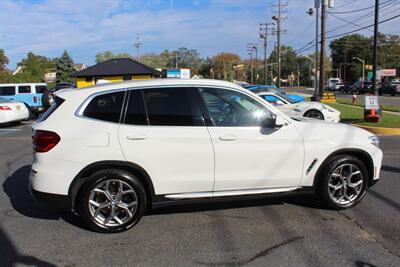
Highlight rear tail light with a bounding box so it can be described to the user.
[34,96,38,103]
[32,130,60,153]
[0,106,12,110]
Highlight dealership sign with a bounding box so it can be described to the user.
[365,96,379,110]
[379,69,396,77]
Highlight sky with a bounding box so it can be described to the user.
[0,0,399,69]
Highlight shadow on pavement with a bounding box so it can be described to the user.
[4,166,325,227]
[2,165,92,231]
[0,224,56,266]
[369,189,400,211]
[381,165,400,174]
[148,194,323,216]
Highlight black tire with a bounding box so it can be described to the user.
[41,89,54,109]
[304,109,324,120]
[23,103,36,120]
[318,155,368,210]
[77,169,147,233]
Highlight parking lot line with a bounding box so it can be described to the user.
[0,129,20,136]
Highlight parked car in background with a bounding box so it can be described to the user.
[243,84,305,102]
[0,97,29,125]
[352,81,374,94]
[30,79,382,233]
[379,78,400,96]
[327,78,340,91]
[339,84,354,94]
[256,91,341,122]
[0,83,47,115]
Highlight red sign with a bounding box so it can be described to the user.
[380,69,396,77]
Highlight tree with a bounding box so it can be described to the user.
[330,34,372,83]
[95,51,133,63]
[211,52,241,80]
[174,47,202,74]
[56,50,75,84]
[0,49,9,71]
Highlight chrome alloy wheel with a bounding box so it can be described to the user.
[88,179,138,227]
[328,163,364,205]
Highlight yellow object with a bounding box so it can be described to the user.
[76,75,152,88]
[321,92,336,103]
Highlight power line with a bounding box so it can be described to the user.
[326,13,400,39]
[329,13,374,32]
[328,0,392,14]
[325,0,398,35]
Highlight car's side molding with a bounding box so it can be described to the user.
[68,160,156,211]
[313,148,374,189]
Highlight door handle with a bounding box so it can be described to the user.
[126,134,147,140]
[219,135,238,141]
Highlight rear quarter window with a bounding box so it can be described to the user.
[82,91,125,123]
[0,86,16,96]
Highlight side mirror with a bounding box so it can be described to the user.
[275,100,284,106]
[261,113,285,128]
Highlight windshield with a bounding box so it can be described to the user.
[276,93,296,104]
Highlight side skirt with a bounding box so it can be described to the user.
[152,186,315,209]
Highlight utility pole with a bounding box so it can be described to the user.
[260,23,274,85]
[134,34,141,61]
[247,43,258,83]
[318,0,334,100]
[372,0,380,94]
[319,2,326,100]
[248,51,254,84]
[307,3,319,99]
[272,0,287,88]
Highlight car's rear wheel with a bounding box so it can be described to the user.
[304,110,324,120]
[318,155,368,209]
[78,169,147,233]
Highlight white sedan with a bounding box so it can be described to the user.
[0,97,29,124]
[257,92,341,122]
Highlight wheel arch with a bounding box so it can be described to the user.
[313,148,374,190]
[69,160,156,211]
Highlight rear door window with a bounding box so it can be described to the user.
[83,91,125,123]
[142,87,204,126]
[124,90,147,125]
[18,85,31,93]
[35,85,47,93]
[0,86,16,96]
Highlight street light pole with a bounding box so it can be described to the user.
[353,57,365,82]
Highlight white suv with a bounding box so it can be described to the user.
[30,79,383,233]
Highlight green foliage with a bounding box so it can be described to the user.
[330,33,400,83]
[95,51,133,63]
[56,50,75,84]
[0,49,9,71]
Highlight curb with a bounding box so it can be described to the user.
[354,124,400,135]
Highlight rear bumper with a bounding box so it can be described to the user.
[30,185,71,210]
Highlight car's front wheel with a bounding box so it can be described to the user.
[318,155,368,209]
[78,169,147,233]
[304,110,324,120]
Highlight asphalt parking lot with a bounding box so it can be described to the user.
[0,122,399,267]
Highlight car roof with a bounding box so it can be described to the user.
[55,79,246,99]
